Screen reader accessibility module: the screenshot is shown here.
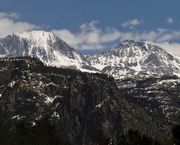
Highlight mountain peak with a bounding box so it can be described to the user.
[14,31,61,50]
[16,30,57,41]
[0,31,94,71]
[116,40,160,51]
[119,39,145,45]
[106,40,169,59]
[87,40,180,78]
[17,30,55,35]
[1,32,180,78]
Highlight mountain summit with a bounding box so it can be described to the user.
[0,31,93,71]
[0,32,180,78]
[87,40,180,78]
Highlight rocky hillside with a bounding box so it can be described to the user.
[117,75,180,125]
[0,57,175,145]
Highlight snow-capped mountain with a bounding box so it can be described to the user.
[0,31,95,71]
[86,40,180,78]
[1,32,180,78]
[0,35,179,144]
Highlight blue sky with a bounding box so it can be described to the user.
[1,0,179,30]
[1,0,180,55]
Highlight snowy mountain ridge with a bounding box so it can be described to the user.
[0,31,180,78]
[86,40,180,78]
[0,31,95,72]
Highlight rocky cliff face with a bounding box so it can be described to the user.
[0,57,174,145]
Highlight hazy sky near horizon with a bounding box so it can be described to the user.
[1,0,180,56]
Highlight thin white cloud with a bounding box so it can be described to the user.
[52,22,176,49]
[0,13,180,57]
[52,21,122,50]
[122,18,142,29]
[154,42,180,58]
[52,22,180,56]
[166,17,174,24]
[0,12,40,38]
[0,12,19,20]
